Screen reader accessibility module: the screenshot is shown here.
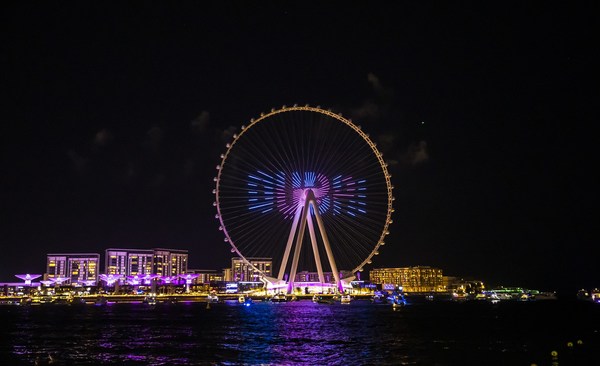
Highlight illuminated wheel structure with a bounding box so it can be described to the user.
[214,105,394,294]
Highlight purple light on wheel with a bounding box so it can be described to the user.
[247,171,366,218]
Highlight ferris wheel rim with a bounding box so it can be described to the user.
[214,105,394,276]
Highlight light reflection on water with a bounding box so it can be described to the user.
[1,300,599,365]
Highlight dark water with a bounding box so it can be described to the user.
[1,299,599,365]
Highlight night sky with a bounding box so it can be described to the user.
[2,2,597,294]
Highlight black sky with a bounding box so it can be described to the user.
[2,2,597,294]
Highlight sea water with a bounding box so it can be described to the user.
[1,299,598,365]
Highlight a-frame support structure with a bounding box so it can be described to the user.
[274,189,343,294]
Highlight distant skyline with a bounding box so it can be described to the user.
[2,2,597,294]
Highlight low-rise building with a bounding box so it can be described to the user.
[369,266,444,292]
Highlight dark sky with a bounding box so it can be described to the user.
[2,2,597,294]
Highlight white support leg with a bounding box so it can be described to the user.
[277,205,303,281]
[287,198,310,294]
[312,203,342,293]
[307,213,325,285]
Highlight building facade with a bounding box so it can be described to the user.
[105,248,188,277]
[231,257,272,282]
[369,266,444,292]
[46,253,100,285]
[294,270,338,283]
[186,269,223,284]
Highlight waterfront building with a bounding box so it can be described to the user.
[186,269,222,284]
[46,253,100,285]
[231,257,272,282]
[105,248,188,277]
[369,266,444,292]
[294,270,338,283]
[223,267,232,282]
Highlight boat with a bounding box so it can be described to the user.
[38,295,54,304]
[207,293,219,303]
[371,291,386,304]
[270,293,287,303]
[391,294,406,308]
[239,295,253,306]
[143,295,157,305]
[0,298,22,306]
[591,289,600,303]
[94,296,108,306]
[312,294,334,304]
[340,294,352,304]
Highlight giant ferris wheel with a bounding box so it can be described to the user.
[214,105,394,294]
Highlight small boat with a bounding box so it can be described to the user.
[340,294,352,304]
[207,293,219,303]
[38,295,54,305]
[143,295,157,305]
[239,295,253,306]
[0,298,22,306]
[591,289,600,303]
[391,294,406,308]
[371,291,387,304]
[94,296,108,306]
[312,295,334,304]
[270,293,287,303]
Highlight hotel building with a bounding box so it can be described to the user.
[186,269,224,284]
[46,253,100,285]
[105,248,188,277]
[231,257,272,282]
[369,266,444,292]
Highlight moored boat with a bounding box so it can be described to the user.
[143,295,157,305]
[269,293,287,303]
[207,293,219,303]
[391,294,406,308]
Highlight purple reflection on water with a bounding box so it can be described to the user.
[2,300,599,365]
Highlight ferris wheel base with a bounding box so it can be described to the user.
[261,275,355,294]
